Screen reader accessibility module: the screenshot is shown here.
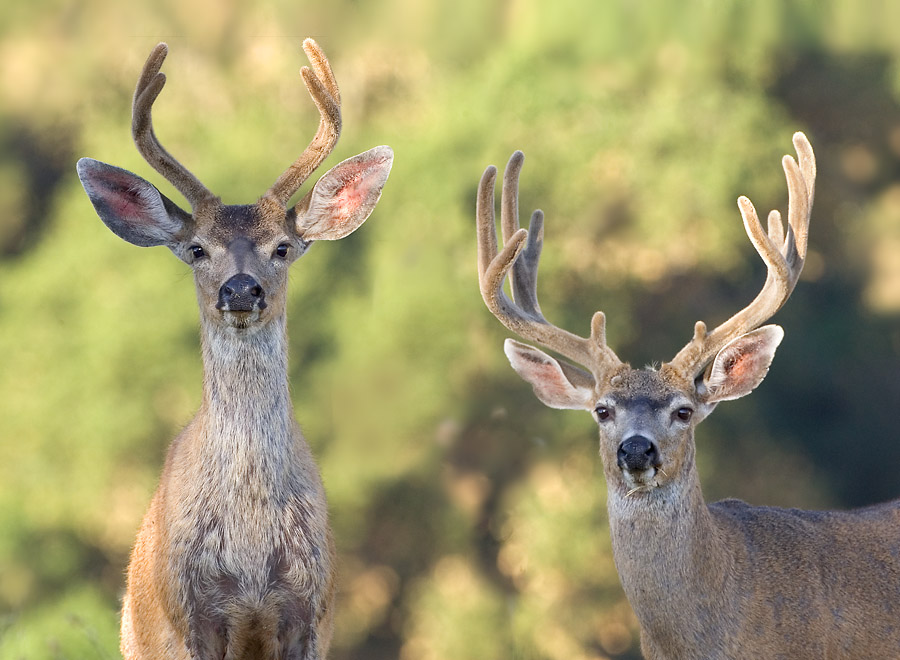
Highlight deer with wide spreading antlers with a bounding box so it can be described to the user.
[77,40,392,659]
[477,134,900,659]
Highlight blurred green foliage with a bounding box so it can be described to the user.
[3,1,900,658]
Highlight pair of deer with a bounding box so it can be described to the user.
[77,40,899,660]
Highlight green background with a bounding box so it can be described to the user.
[3,1,900,658]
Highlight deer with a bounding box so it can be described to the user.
[476,133,900,659]
[76,39,392,660]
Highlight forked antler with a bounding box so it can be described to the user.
[265,38,342,207]
[132,39,342,211]
[476,151,623,380]
[132,44,217,209]
[663,132,816,382]
[478,133,816,386]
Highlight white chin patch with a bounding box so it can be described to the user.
[221,310,262,331]
[622,467,661,495]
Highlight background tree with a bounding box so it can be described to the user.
[2,1,900,658]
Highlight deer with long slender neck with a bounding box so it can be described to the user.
[77,40,392,659]
[477,134,900,659]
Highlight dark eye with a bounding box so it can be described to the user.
[675,407,694,422]
[189,245,206,260]
[274,243,290,259]
[595,406,612,422]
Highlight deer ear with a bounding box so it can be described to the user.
[703,325,784,403]
[76,158,191,247]
[294,145,393,241]
[504,339,596,410]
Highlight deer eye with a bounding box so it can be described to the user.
[595,406,613,422]
[189,245,206,260]
[274,243,291,259]
[675,407,694,422]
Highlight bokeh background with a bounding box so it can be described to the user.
[3,1,900,658]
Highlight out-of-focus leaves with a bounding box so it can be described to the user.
[3,2,900,659]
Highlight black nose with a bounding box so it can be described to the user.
[217,273,266,312]
[617,435,659,472]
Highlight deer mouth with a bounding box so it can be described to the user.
[219,308,263,330]
[620,465,667,497]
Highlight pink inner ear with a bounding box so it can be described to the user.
[97,171,153,220]
[330,168,369,221]
[505,340,595,410]
[720,336,772,386]
[542,371,582,399]
[298,146,392,240]
[724,352,752,380]
[109,189,146,220]
[516,351,569,395]
[706,326,782,401]
[326,155,390,221]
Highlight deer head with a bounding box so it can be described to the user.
[77,40,393,334]
[477,135,815,496]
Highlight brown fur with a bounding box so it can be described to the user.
[78,39,392,659]
[480,136,900,659]
[113,203,340,659]
[502,332,900,659]
[596,370,900,660]
[119,304,336,659]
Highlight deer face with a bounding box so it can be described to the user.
[77,146,392,333]
[77,39,392,334]
[176,203,307,331]
[591,369,702,496]
[502,326,784,498]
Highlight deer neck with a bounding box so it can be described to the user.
[195,314,298,486]
[607,461,734,650]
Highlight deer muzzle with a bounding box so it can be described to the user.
[216,273,267,312]
[617,435,659,473]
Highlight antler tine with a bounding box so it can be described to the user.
[477,151,623,378]
[132,43,216,209]
[665,132,816,380]
[501,151,543,315]
[266,38,342,207]
[301,37,340,106]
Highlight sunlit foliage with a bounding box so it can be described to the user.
[3,1,900,658]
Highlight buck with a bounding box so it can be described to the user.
[476,134,900,659]
[76,40,392,659]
